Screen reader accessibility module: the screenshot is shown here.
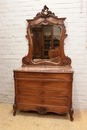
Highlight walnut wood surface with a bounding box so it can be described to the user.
[13,6,74,121]
[13,66,74,121]
[22,5,71,66]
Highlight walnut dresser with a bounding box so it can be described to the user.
[13,5,74,121]
[13,66,74,121]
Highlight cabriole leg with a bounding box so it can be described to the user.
[13,104,17,116]
[69,108,74,121]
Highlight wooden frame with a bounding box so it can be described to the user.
[22,5,71,66]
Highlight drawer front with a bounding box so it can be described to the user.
[14,72,73,81]
[17,96,69,106]
[17,88,69,97]
[17,80,71,90]
[17,104,69,114]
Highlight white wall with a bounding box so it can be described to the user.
[0,0,87,109]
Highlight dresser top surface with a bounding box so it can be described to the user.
[14,65,73,73]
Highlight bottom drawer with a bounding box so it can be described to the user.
[17,96,69,106]
[17,104,70,114]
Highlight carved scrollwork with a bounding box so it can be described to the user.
[22,56,31,66]
[36,5,55,18]
[61,56,71,66]
[36,106,48,115]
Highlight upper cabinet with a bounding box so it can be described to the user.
[22,5,71,66]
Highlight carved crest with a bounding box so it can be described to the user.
[36,5,55,18]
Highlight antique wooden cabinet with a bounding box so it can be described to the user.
[13,5,74,121]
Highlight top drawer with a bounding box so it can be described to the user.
[14,72,73,81]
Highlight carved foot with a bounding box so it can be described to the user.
[13,104,17,116]
[69,108,74,121]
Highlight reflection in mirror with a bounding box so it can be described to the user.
[31,24,62,63]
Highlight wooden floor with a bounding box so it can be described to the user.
[0,103,87,130]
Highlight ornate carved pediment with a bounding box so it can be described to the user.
[22,5,71,66]
[36,5,55,18]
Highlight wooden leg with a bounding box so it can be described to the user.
[13,104,17,116]
[69,108,74,121]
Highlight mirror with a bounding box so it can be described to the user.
[31,24,62,63]
[22,5,71,66]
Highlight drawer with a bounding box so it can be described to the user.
[17,96,69,106]
[45,98,69,106]
[17,104,69,114]
[14,72,73,81]
[17,88,69,97]
[17,80,71,90]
